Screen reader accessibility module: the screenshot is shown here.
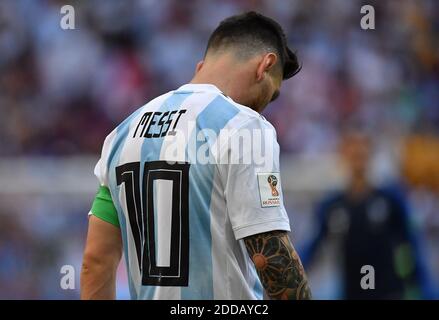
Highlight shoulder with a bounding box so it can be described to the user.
[109,91,174,137]
[374,185,408,207]
[215,94,276,133]
[205,94,279,163]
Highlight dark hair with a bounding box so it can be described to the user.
[206,11,301,79]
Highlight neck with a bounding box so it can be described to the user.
[191,73,257,111]
[190,76,230,95]
[190,55,252,107]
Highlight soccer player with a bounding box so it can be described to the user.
[81,11,311,300]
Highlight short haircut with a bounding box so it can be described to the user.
[205,11,301,79]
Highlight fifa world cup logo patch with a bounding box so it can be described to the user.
[267,175,279,197]
[257,173,281,208]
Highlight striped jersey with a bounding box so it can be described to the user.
[91,83,291,299]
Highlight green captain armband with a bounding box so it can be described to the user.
[90,185,120,228]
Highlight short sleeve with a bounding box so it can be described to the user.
[93,129,117,187]
[220,117,291,240]
[89,130,119,227]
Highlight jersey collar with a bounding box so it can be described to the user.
[176,83,224,94]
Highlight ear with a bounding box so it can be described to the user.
[256,53,278,82]
[195,60,204,74]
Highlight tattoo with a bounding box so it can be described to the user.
[244,231,312,300]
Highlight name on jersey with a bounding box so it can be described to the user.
[133,109,187,138]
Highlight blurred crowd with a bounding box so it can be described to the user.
[0,0,438,298]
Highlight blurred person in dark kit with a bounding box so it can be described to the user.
[301,130,429,299]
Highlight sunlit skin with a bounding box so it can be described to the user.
[190,49,283,113]
[81,215,122,299]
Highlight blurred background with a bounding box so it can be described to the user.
[0,0,438,299]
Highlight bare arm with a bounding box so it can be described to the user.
[244,230,312,300]
[80,215,122,299]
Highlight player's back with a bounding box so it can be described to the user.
[95,83,290,299]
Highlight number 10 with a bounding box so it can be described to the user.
[116,161,190,286]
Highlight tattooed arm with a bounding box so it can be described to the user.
[244,230,312,300]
